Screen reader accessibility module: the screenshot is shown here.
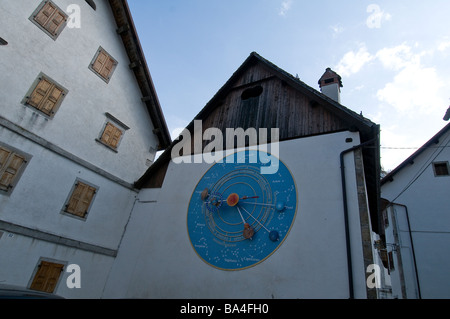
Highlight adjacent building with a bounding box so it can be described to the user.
[381,122,450,298]
[0,0,170,298]
[103,52,383,299]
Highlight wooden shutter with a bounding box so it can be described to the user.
[101,123,122,149]
[30,261,64,293]
[92,49,117,81]
[0,147,25,191]
[66,182,96,218]
[34,1,67,36]
[28,77,65,116]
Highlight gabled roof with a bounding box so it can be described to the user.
[108,0,171,150]
[381,122,450,186]
[135,50,381,230]
[197,52,376,135]
[136,51,379,174]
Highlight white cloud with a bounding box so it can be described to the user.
[438,40,450,52]
[375,43,445,115]
[330,24,344,37]
[377,64,445,115]
[335,45,374,77]
[375,44,415,70]
[279,0,293,16]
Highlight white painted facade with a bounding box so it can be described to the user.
[0,0,159,182]
[381,124,450,298]
[103,131,376,299]
[0,1,164,298]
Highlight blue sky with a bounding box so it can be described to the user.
[128,1,450,170]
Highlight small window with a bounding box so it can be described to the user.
[85,0,96,10]
[63,180,98,219]
[96,113,129,152]
[0,37,7,45]
[241,86,263,101]
[29,260,65,293]
[0,144,31,195]
[100,122,123,149]
[433,162,449,177]
[89,47,118,83]
[30,1,68,40]
[22,73,68,118]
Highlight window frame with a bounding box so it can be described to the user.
[28,258,66,294]
[61,179,99,220]
[22,73,68,119]
[0,142,32,196]
[29,0,68,41]
[433,161,450,177]
[95,113,129,152]
[89,47,118,83]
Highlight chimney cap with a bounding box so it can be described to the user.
[318,68,343,88]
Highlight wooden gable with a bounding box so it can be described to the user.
[136,52,379,184]
[135,52,381,231]
[162,52,378,155]
[196,59,352,147]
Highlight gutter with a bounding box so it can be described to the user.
[340,138,377,299]
[387,202,422,299]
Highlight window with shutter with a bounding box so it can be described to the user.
[63,180,98,219]
[100,122,123,149]
[23,74,68,118]
[89,47,118,83]
[30,260,64,293]
[0,144,30,195]
[96,114,129,152]
[30,1,68,40]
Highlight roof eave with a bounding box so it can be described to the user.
[108,0,171,150]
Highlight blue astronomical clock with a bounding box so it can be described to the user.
[187,150,297,270]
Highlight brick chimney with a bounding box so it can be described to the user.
[318,68,343,104]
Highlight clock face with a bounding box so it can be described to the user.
[187,150,297,270]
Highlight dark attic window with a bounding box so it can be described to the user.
[324,78,334,84]
[85,0,96,10]
[241,86,263,101]
[433,162,449,177]
[0,37,8,45]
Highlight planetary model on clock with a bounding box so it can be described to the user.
[187,150,297,270]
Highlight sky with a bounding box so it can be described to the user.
[127,0,450,171]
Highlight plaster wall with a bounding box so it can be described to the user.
[104,131,371,298]
[0,0,159,183]
[382,127,450,298]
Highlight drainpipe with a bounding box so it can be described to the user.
[340,138,377,299]
[387,202,422,299]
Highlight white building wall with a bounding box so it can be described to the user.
[382,126,450,298]
[104,131,372,298]
[0,126,136,249]
[0,0,159,183]
[0,1,161,296]
[0,230,115,299]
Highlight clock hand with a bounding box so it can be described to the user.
[239,205,270,233]
[235,206,255,240]
[235,206,247,225]
[239,205,280,242]
[240,201,287,212]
